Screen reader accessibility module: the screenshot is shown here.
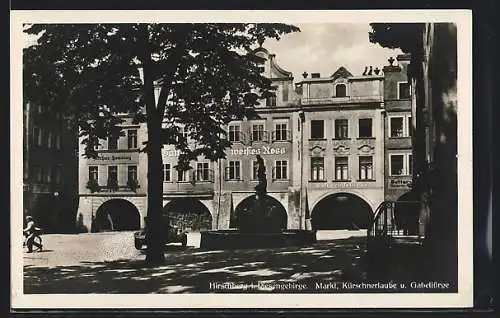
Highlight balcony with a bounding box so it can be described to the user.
[249,130,270,143]
[191,169,215,183]
[301,95,383,106]
[86,179,141,193]
[271,130,292,142]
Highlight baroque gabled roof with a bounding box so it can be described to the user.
[331,66,353,80]
[251,47,293,79]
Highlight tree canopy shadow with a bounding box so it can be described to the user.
[24,237,369,294]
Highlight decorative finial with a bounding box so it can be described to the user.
[258,37,264,47]
[302,71,308,78]
[362,66,368,76]
[374,67,380,75]
[368,66,373,75]
[388,56,395,66]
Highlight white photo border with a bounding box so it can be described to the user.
[10,9,473,309]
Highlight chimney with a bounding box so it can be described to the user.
[311,73,320,78]
[383,56,402,73]
[362,66,368,76]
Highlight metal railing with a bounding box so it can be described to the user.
[271,130,292,142]
[191,169,215,182]
[367,200,422,245]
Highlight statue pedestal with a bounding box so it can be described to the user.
[200,229,317,250]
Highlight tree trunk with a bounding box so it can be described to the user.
[141,32,166,265]
[145,123,165,265]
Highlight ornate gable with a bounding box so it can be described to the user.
[251,47,292,80]
[331,66,353,80]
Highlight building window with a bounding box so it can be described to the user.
[228,125,241,142]
[196,162,210,181]
[274,160,288,180]
[282,84,289,102]
[181,126,190,139]
[335,157,349,180]
[127,129,137,149]
[40,167,47,184]
[398,82,411,99]
[408,154,413,175]
[127,165,137,182]
[252,160,259,180]
[55,165,62,185]
[108,135,118,150]
[32,165,41,183]
[37,104,43,114]
[107,166,118,186]
[274,122,288,141]
[89,166,98,182]
[163,164,171,182]
[390,154,405,176]
[252,124,265,142]
[226,161,241,180]
[358,118,372,138]
[47,132,53,149]
[359,156,374,180]
[390,153,412,176]
[390,117,404,137]
[335,119,349,139]
[408,116,412,137]
[46,166,52,183]
[266,94,277,107]
[33,127,42,147]
[177,169,190,182]
[311,120,324,139]
[311,157,325,181]
[335,84,347,97]
[55,133,61,150]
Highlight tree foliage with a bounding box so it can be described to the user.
[369,23,425,58]
[23,23,300,264]
[23,23,300,166]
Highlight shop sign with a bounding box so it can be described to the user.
[309,181,378,189]
[229,146,287,156]
[88,153,139,164]
[163,146,287,157]
[389,178,412,188]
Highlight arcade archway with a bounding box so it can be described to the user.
[163,198,212,231]
[95,199,141,231]
[311,193,373,230]
[394,191,421,235]
[232,195,288,230]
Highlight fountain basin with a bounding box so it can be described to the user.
[200,229,317,250]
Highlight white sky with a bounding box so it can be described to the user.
[23,23,403,80]
[264,23,403,79]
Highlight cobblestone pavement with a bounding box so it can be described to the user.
[23,230,368,293]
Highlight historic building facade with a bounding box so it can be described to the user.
[77,115,149,232]
[23,101,79,233]
[76,48,394,232]
[296,67,385,230]
[382,54,413,202]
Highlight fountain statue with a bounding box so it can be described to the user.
[199,155,316,249]
[238,155,282,233]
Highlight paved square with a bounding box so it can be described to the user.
[23,231,368,293]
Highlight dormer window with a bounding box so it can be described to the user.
[258,64,265,73]
[335,83,347,97]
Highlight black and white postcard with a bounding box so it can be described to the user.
[11,10,473,309]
